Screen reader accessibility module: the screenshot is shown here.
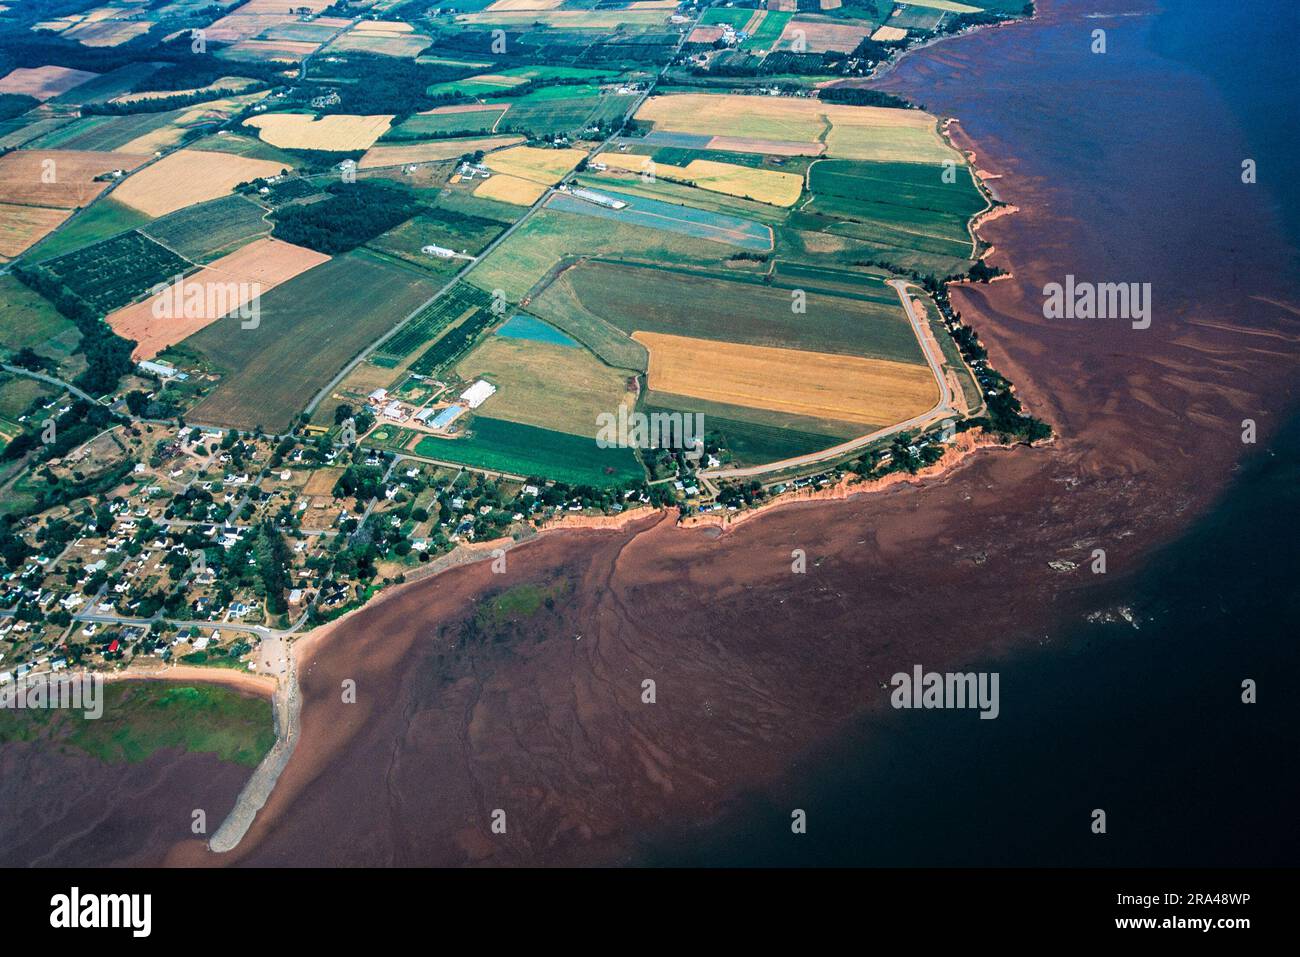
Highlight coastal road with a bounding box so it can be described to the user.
[700,280,958,481]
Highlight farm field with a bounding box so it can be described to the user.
[526,273,650,373]
[244,113,394,151]
[326,28,431,58]
[474,173,547,206]
[0,65,99,101]
[466,205,749,301]
[0,204,71,259]
[545,189,773,251]
[25,198,150,261]
[40,230,191,314]
[365,208,504,274]
[140,194,271,262]
[777,19,872,52]
[550,260,925,363]
[801,158,984,266]
[359,135,523,169]
[0,149,148,208]
[455,333,637,437]
[389,104,507,137]
[634,331,938,428]
[106,237,330,360]
[183,250,436,432]
[412,417,642,486]
[635,94,957,163]
[740,11,793,52]
[642,399,849,465]
[373,283,494,365]
[112,149,286,217]
[495,96,612,136]
[593,152,803,206]
[484,145,586,184]
[575,169,789,225]
[46,62,159,106]
[0,274,79,359]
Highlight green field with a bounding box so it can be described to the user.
[140,194,270,262]
[0,274,80,359]
[388,106,507,138]
[466,206,751,301]
[28,198,151,262]
[184,251,437,432]
[41,231,191,314]
[497,96,615,136]
[0,682,275,768]
[741,11,793,51]
[699,8,755,27]
[413,416,643,486]
[803,158,984,266]
[548,260,925,363]
[643,401,845,465]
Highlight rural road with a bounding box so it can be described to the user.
[700,279,958,481]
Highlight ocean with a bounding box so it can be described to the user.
[639,0,1300,867]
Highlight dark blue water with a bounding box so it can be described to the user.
[640,0,1300,867]
[1152,0,1300,259]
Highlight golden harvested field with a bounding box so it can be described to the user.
[779,20,871,53]
[245,113,393,151]
[636,94,957,163]
[359,135,522,169]
[595,153,802,206]
[0,65,99,100]
[107,237,330,360]
[354,19,417,31]
[871,25,909,42]
[484,145,586,184]
[633,331,938,427]
[0,149,148,208]
[112,149,286,217]
[473,173,547,206]
[0,203,71,258]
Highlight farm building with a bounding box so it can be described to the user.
[460,380,497,409]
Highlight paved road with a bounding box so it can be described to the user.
[701,279,957,481]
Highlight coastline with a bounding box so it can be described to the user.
[9,0,1300,868]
